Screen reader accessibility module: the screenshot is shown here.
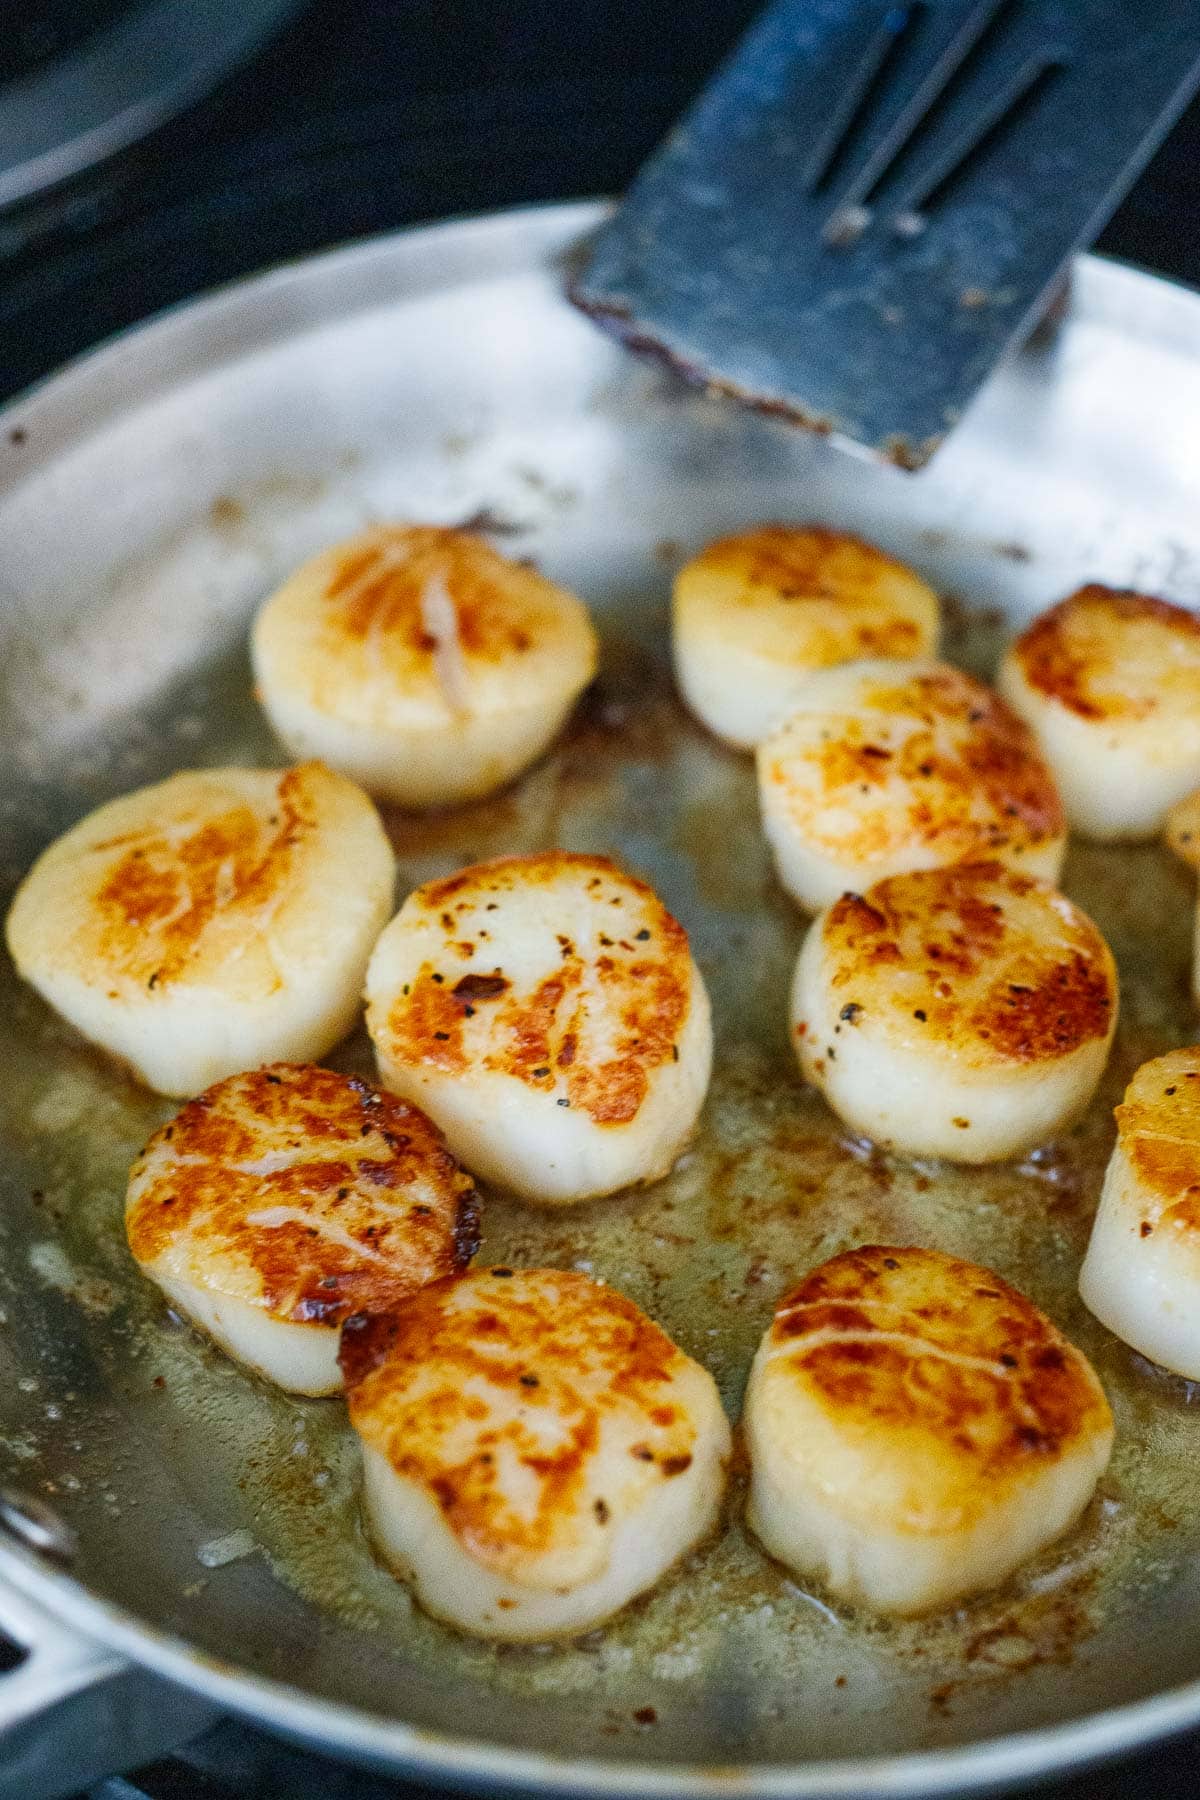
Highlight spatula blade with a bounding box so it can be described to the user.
[571,0,1200,467]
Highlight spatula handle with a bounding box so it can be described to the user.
[0,1500,218,1800]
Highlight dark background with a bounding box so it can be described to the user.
[4,0,1197,1793]
[4,0,1200,404]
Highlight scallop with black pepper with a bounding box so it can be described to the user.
[744,1245,1113,1614]
[126,1063,479,1394]
[365,852,711,1204]
[790,861,1117,1162]
[340,1266,731,1637]
[757,659,1065,911]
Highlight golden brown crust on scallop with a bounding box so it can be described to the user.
[126,1064,479,1323]
[1115,1047,1200,1230]
[768,1246,1111,1496]
[819,863,1115,1067]
[325,527,545,663]
[1012,586,1200,722]
[81,765,322,991]
[264,526,595,721]
[341,1268,700,1572]
[762,665,1063,864]
[375,853,692,1126]
[683,526,932,658]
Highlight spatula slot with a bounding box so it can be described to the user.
[889,49,1064,230]
[802,3,918,195]
[824,0,1014,230]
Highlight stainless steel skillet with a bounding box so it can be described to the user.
[2,200,1200,1797]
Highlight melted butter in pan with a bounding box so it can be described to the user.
[1,612,1199,1752]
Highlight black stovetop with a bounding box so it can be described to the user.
[6,2,1198,1795]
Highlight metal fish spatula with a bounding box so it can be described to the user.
[571,0,1200,467]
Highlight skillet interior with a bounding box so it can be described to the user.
[2,207,1200,1776]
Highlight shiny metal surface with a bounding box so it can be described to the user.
[0,1577,216,1800]
[2,202,1200,1795]
[0,1489,77,1563]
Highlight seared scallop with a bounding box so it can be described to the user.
[126,1063,479,1394]
[998,585,1200,841]
[756,659,1065,911]
[672,525,939,749]
[340,1266,730,1638]
[5,762,394,1096]
[744,1245,1113,1615]
[1079,1047,1200,1378]
[791,862,1117,1162]
[251,525,598,807]
[365,852,711,1204]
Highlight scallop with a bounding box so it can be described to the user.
[340,1266,731,1638]
[998,585,1200,841]
[126,1063,479,1394]
[791,861,1117,1163]
[744,1245,1113,1615]
[1079,1046,1200,1379]
[671,525,939,750]
[251,525,598,807]
[756,658,1065,912]
[4,762,394,1096]
[365,851,711,1204]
